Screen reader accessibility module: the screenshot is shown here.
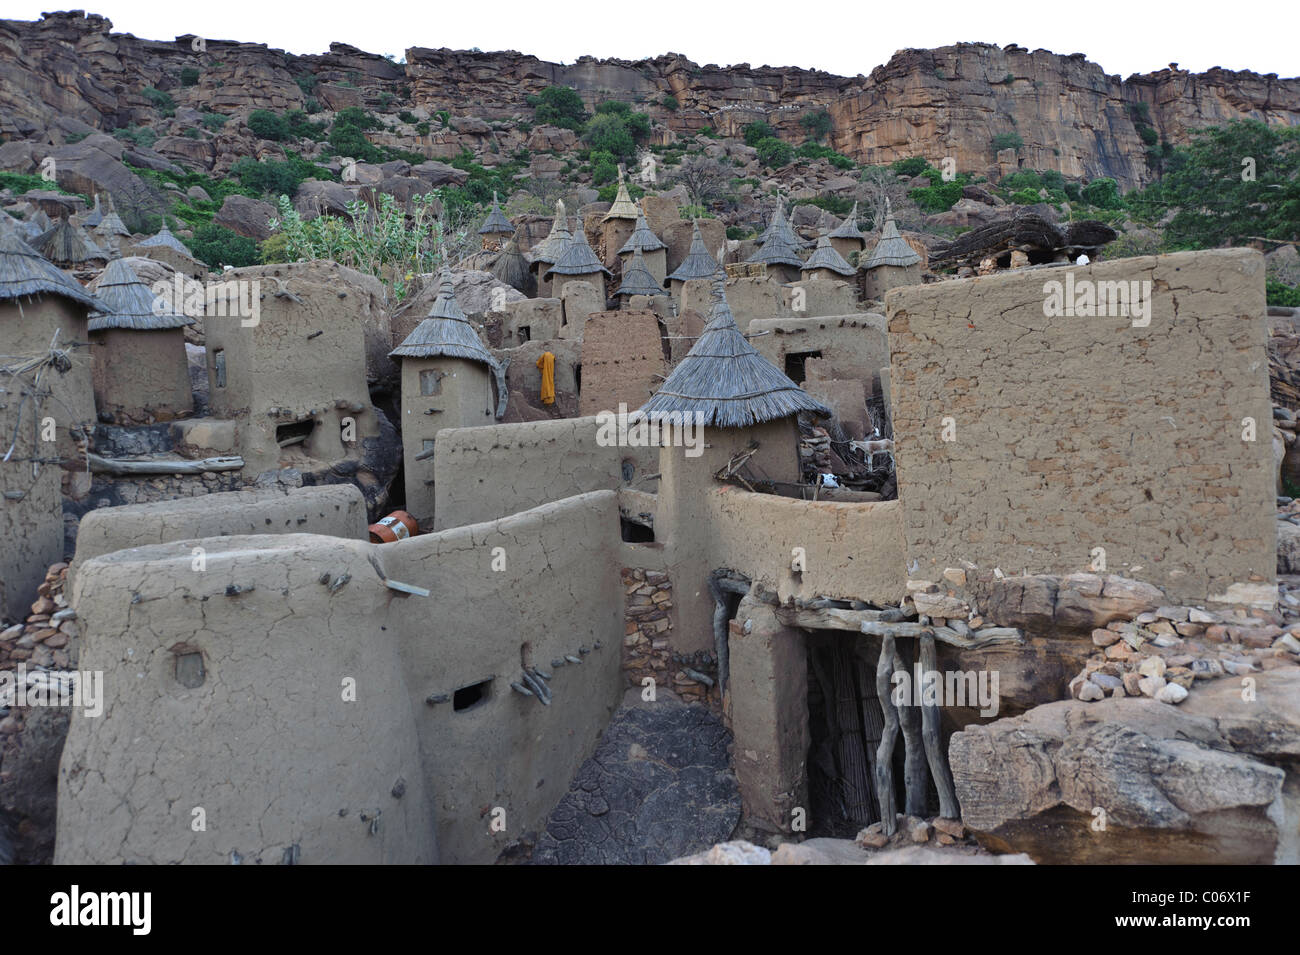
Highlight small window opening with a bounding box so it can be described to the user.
[420,369,444,396]
[518,325,531,344]
[276,418,315,447]
[620,516,655,543]
[213,349,226,388]
[453,678,492,712]
[574,363,582,393]
[784,350,822,385]
[621,458,636,482]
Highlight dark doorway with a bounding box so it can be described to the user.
[619,516,654,543]
[784,350,822,384]
[276,418,315,448]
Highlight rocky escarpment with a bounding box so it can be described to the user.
[1,12,1296,191]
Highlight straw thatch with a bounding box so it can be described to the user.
[528,202,571,265]
[87,258,194,331]
[1,213,40,242]
[827,201,866,243]
[544,223,610,279]
[667,219,719,282]
[862,200,922,269]
[95,211,130,237]
[0,232,100,307]
[136,222,194,256]
[746,226,804,269]
[615,248,667,297]
[30,209,53,233]
[32,219,108,267]
[755,198,811,249]
[83,194,104,228]
[491,238,535,296]
[617,201,667,255]
[801,234,856,276]
[389,267,498,369]
[602,174,640,221]
[478,191,514,236]
[639,268,830,428]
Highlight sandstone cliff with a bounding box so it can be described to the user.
[1,11,1297,190]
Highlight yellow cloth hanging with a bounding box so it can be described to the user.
[536,351,555,405]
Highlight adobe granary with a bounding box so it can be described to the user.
[527,201,571,298]
[0,232,99,622]
[600,170,641,269]
[490,237,536,297]
[746,198,806,285]
[827,201,868,261]
[614,247,668,301]
[617,200,667,287]
[477,191,514,250]
[801,233,857,283]
[85,258,194,425]
[860,199,923,300]
[544,221,611,300]
[666,219,720,301]
[390,267,506,527]
[129,222,205,279]
[31,218,108,272]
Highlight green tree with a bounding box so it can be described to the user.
[584,112,635,162]
[1138,120,1300,248]
[528,86,588,131]
[991,132,1023,152]
[744,121,776,147]
[800,109,832,143]
[248,109,291,141]
[1081,177,1122,209]
[891,156,929,177]
[755,137,793,169]
[186,222,259,269]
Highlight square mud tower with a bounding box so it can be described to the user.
[887,249,1274,606]
[577,309,666,417]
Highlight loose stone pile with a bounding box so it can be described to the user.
[1068,604,1300,705]
[0,562,77,671]
[857,814,971,849]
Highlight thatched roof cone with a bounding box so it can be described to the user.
[617,201,667,255]
[802,233,855,276]
[33,219,108,267]
[602,172,640,221]
[666,219,719,283]
[95,211,130,237]
[528,202,571,265]
[491,238,534,295]
[756,197,811,249]
[615,247,667,297]
[83,194,104,228]
[747,225,805,269]
[862,199,922,269]
[639,270,830,428]
[544,222,610,279]
[0,232,100,307]
[828,201,866,242]
[389,267,498,369]
[478,191,514,236]
[136,222,194,256]
[30,209,53,232]
[87,258,194,331]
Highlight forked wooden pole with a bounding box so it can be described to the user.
[919,631,961,819]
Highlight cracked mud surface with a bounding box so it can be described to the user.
[530,699,740,865]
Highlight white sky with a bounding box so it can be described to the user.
[7,0,1297,79]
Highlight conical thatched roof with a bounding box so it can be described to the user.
[802,234,855,276]
[617,201,666,255]
[389,267,497,368]
[544,223,610,279]
[862,200,922,269]
[478,191,514,236]
[755,198,811,249]
[1,213,40,242]
[30,209,53,232]
[0,232,99,307]
[615,247,667,297]
[33,219,108,266]
[87,258,194,331]
[95,211,129,237]
[639,268,830,428]
[136,222,193,256]
[602,172,640,221]
[491,238,533,294]
[83,194,104,228]
[528,202,571,265]
[666,219,719,282]
[828,201,866,242]
[746,225,804,269]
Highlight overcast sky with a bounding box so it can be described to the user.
[7,0,1296,79]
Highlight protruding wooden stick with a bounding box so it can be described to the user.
[919,631,961,819]
[874,633,899,835]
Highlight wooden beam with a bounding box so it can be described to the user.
[774,605,909,631]
[859,620,1023,650]
[87,453,244,476]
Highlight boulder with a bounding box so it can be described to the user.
[410,161,470,188]
[949,669,1300,864]
[293,179,358,219]
[986,573,1164,633]
[1279,520,1300,574]
[214,194,277,240]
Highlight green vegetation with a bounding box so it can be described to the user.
[743,121,776,147]
[597,179,644,204]
[792,195,854,216]
[795,141,855,170]
[799,109,832,143]
[990,132,1023,153]
[142,87,176,116]
[1009,188,1042,205]
[891,156,930,178]
[248,109,291,141]
[755,137,793,169]
[186,222,259,269]
[1268,280,1300,307]
[582,101,651,163]
[114,125,157,148]
[527,85,588,131]
[200,111,227,130]
[230,154,333,199]
[0,172,86,202]
[180,66,200,87]
[1081,177,1121,209]
[661,94,679,111]
[326,107,385,162]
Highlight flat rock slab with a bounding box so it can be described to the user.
[531,701,740,865]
